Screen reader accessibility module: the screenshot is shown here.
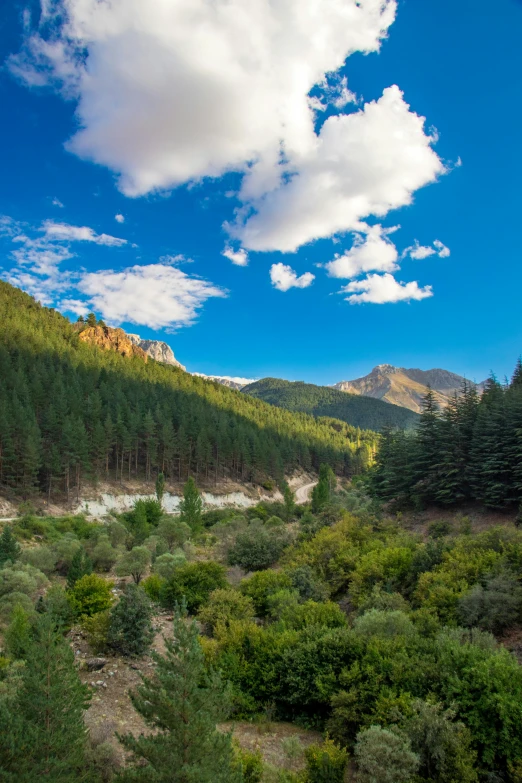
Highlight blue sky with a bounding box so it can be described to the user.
[1,0,521,386]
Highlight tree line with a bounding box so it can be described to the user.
[370,359,522,510]
[0,282,377,499]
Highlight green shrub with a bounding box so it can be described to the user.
[240,570,293,616]
[21,546,57,575]
[42,584,75,630]
[354,726,419,783]
[4,604,33,660]
[160,561,227,613]
[228,522,291,571]
[68,574,114,618]
[153,550,187,580]
[198,588,255,634]
[142,573,166,602]
[0,563,49,599]
[458,572,522,634]
[428,521,452,539]
[353,610,416,639]
[53,534,82,574]
[288,565,329,603]
[91,535,119,572]
[234,746,264,783]
[82,610,111,654]
[0,525,21,566]
[0,592,35,625]
[304,737,348,783]
[115,546,151,584]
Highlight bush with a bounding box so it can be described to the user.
[91,535,119,572]
[4,604,33,660]
[156,517,191,549]
[240,570,293,616]
[0,591,35,625]
[20,546,56,576]
[234,746,264,783]
[41,584,75,630]
[458,572,522,634]
[354,726,419,783]
[53,534,82,574]
[82,611,111,654]
[228,522,291,571]
[198,589,255,634]
[107,583,154,657]
[288,565,329,603]
[428,520,453,539]
[354,610,416,639]
[0,563,49,599]
[68,574,114,618]
[142,573,166,602]
[160,561,227,613]
[153,550,187,580]
[304,737,348,783]
[0,525,21,566]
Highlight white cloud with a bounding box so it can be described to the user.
[270,263,315,292]
[342,273,433,304]
[433,239,450,258]
[115,213,125,223]
[77,263,226,329]
[52,197,64,208]
[325,224,399,279]
[232,87,445,252]
[9,0,397,202]
[222,247,249,267]
[41,220,127,246]
[402,238,450,260]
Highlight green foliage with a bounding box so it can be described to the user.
[401,699,478,783]
[108,583,154,657]
[0,562,49,599]
[179,476,203,531]
[234,746,264,783]
[156,517,191,549]
[141,573,165,603]
[41,583,75,630]
[155,472,166,504]
[240,570,293,616]
[91,534,119,572]
[0,612,91,781]
[160,561,228,613]
[0,525,21,567]
[4,604,33,660]
[198,588,255,634]
[82,610,111,654]
[153,549,187,580]
[304,737,348,783]
[68,573,114,618]
[244,377,419,432]
[115,546,151,584]
[458,572,522,634]
[20,545,57,575]
[116,609,241,783]
[66,546,93,588]
[228,521,291,571]
[354,726,420,783]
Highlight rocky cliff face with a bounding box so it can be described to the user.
[128,334,186,369]
[77,326,148,362]
[334,364,485,413]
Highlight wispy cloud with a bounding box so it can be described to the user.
[341,273,433,304]
[222,247,249,267]
[270,263,315,292]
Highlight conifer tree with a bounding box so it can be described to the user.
[116,609,242,783]
[311,464,335,512]
[66,547,93,589]
[108,583,154,657]
[155,472,166,505]
[0,613,91,782]
[282,481,295,521]
[0,525,21,567]
[179,476,203,532]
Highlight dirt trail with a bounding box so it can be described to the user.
[294,481,317,504]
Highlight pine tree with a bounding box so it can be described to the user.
[311,464,335,512]
[179,476,203,532]
[0,613,91,782]
[107,583,154,657]
[66,547,93,589]
[282,481,295,521]
[155,472,166,505]
[0,525,21,567]
[116,609,242,783]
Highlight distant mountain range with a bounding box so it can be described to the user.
[102,332,484,417]
[333,364,486,413]
[242,377,419,431]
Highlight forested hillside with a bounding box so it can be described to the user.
[370,366,522,509]
[0,282,377,498]
[243,378,419,431]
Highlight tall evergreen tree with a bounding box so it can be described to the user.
[0,613,91,782]
[116,609,242,783]
[66,547,93,589]
[0,525,21,567]
[179,476,203,532]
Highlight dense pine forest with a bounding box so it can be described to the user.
[370,364,522,510]
[0,282,378,499]
[243,377,419,431]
